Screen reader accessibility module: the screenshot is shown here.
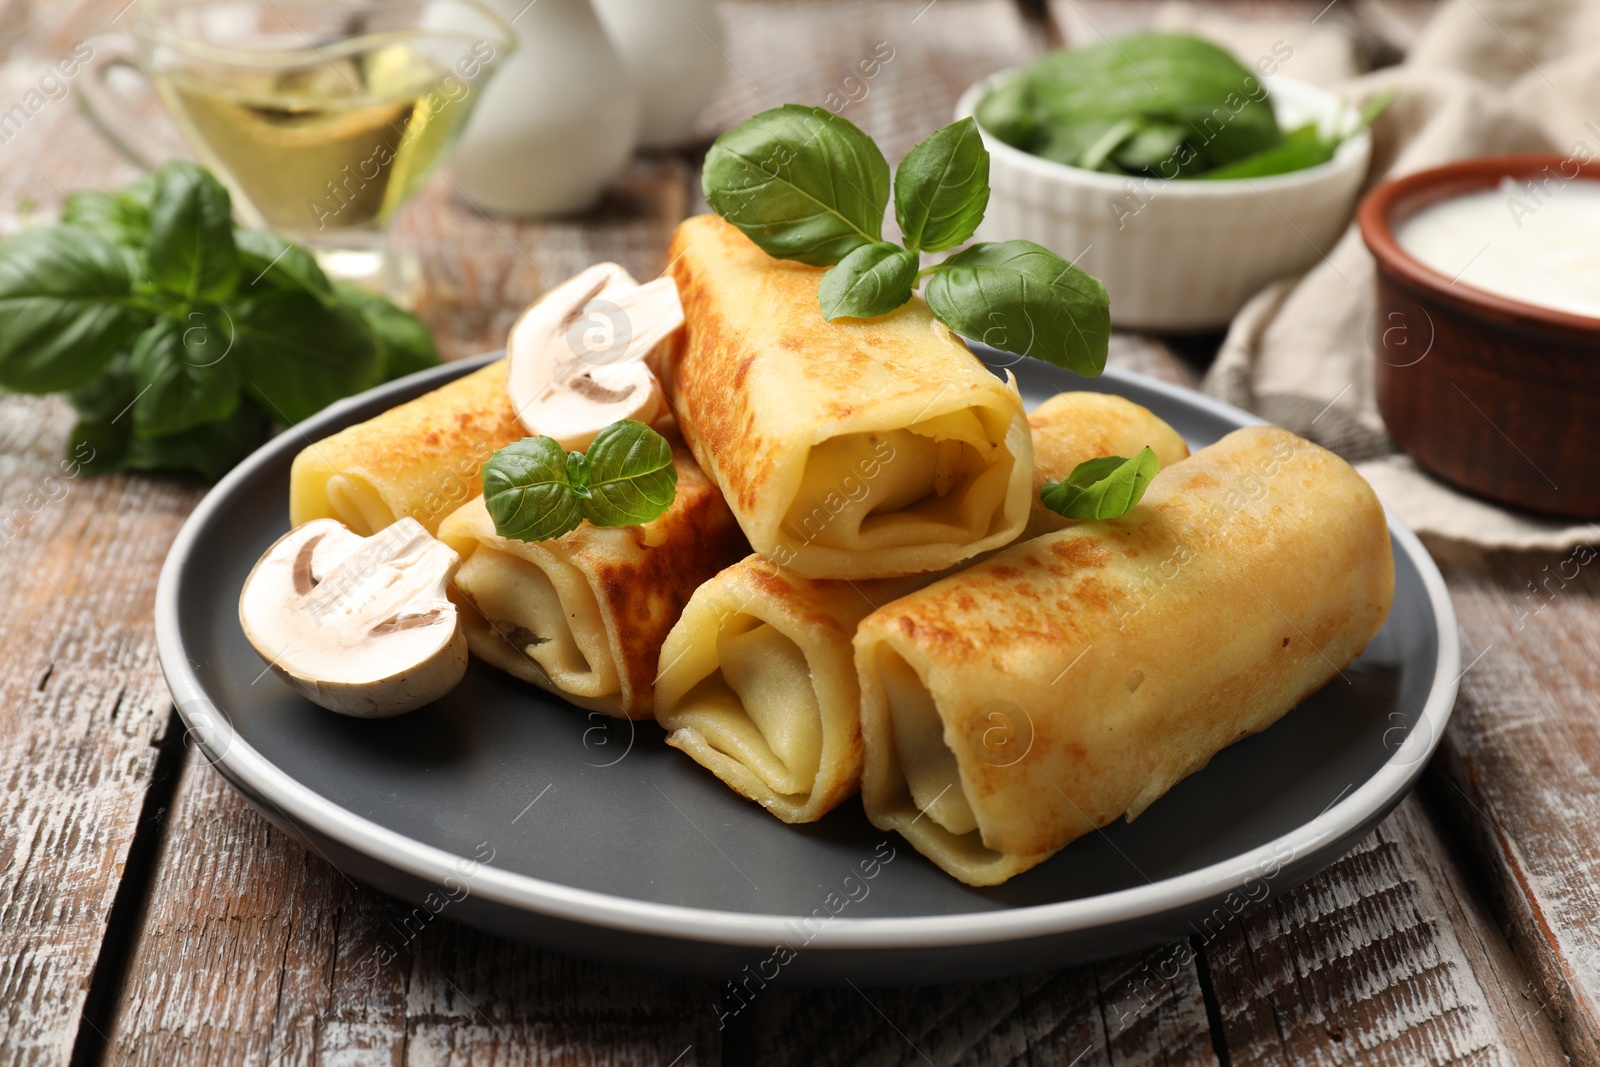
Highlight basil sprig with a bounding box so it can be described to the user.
[1040,447,1160,520]
[0,162,438,479]
[702,107,1110,376]
[483,420,678,541]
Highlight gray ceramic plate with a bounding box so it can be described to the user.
[154,350,1459,984]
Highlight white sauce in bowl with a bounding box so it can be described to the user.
[1394,177,1600,319]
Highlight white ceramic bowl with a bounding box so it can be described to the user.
[955,74,1372,331]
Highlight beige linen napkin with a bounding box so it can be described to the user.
[1190,0,1600,550]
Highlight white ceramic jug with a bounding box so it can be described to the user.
[447,0,640,216]
[592,0,725,148]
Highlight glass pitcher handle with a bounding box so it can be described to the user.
[73,34,190,171]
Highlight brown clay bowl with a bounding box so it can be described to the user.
[1358,154,1600,520]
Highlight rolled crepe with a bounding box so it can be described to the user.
[290,360,524,535]
[437,433,747,719]
[656,392,1188,823]
[662,214,1034,580]
[855,426,1395,886]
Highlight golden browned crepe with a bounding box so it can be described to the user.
[1027,392,1190,537]
[855,426,1395,885]
[654,564,926,822]
[437,434,748,719]
[656,391,1189,823]
[289,360,524,535]
[661,214,1034,580]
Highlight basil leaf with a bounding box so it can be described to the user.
[974,77,1037,148]
[64,190,150,248]
[67,349,136,473]
[232,290,379,424]
[1108,120,1190,173]
[69,415,132,476]
[129,310,244,437]
[575,419,677,527]
[1075,117,1141,173]
[1200,89,1392,182]
[146,162,239,301]
[1040,447,1160,520]
[120,175,156,211]
[68,349,136,423]
[234,228,332,298]
[894,117,990,253]
[922,240,1110,375]
[702,104,890,266]
[1033,120,1126,169]
[0,226,139,392]
[980,34,1282,176]
[333,282,440,380]
[122,400,268,480]
[1196,123,1332,180]
[818,242,918,321]
[483,437,584,542]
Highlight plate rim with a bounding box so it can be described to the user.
[153,353,1461,952]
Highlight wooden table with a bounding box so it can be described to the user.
[2,1,1595,1063]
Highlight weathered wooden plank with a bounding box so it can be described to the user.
[0,6,215,1064]
[395,155,692,363]
[0,390,203,1067]
[5,3,1579,1067]
[0,8,699,1066]
[105,748,722,1067]
[728,945,1219,1067]
[694,0,1045,163]
[1427,542,1600,1066]
[66,12,717,1058]
[1202,793,1567,1066]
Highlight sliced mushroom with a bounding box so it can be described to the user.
[238,517,467,717]
[505,263,684,451]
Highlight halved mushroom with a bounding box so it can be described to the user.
[238,517,467,717]
[505,262,684,450]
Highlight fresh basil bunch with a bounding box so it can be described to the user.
[1040,446,1161,520]
[483,420,678,542]
[977,34,1279,177]
[0,162,438,479]
[701,105,1111,376]
[977,34,1386,182]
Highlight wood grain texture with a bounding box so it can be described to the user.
[693,0,1045,171]
[1201,794,1567,1065]
[106,748,722,1067]
[1428,542,1600,1065]
[726,944,1219,1066]
[397,156,692,364]
[0,8,198,1063]
[3,1,1588,1066]
[0,389,202,1066]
